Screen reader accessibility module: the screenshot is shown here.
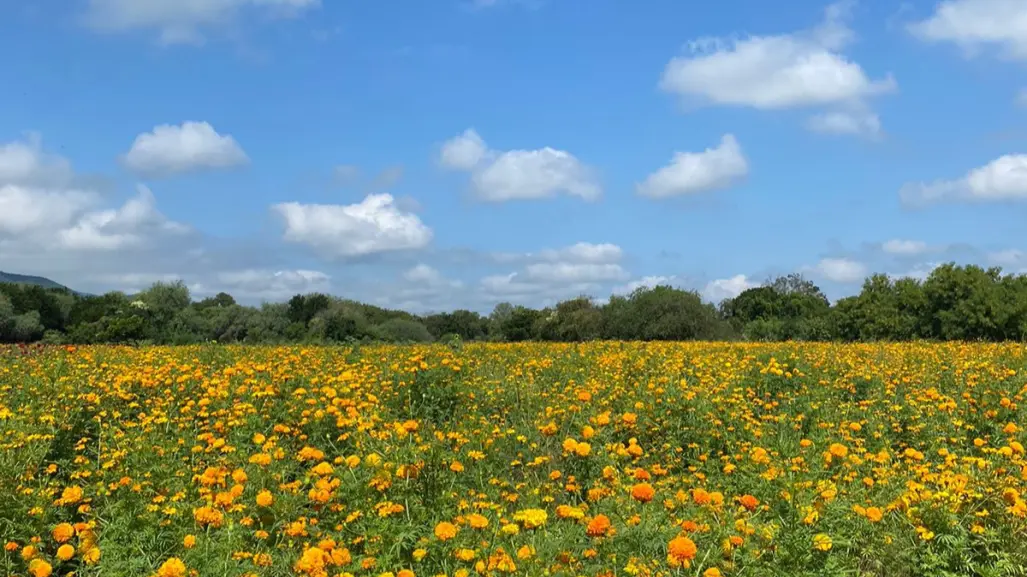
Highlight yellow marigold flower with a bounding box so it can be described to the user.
[513,508,548,529]
[256,490,274,507]
[183,535,197,549]
[28,559,52,577]
[56,544,75,562]
[155,557,187,577]
[812,533,833,552]
[434,521,458,541]
[60,486,83,505]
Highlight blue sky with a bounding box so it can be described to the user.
[1,0,1026,312]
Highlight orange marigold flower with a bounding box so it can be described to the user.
[738,494,759,512]
[586,514,611,537]
[52,523,75,543]
[667,536,697,568]
[631,483,655,503]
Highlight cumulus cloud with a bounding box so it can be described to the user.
[439,129,488,171]
[56,185,189,251]
[524,262,628,284]
[274,193,433,258]
[479,241,628,305]
[439,129,600,201]
[403,264,463,288]
[121,121,249,178]
[637,134,748,198]
[908,0,1027,60]
[537,242,623,264]
[612,275,678,296]
[703,274,758,302]
[0,134,202,297]
[211,269,331,300]
[882,239,929,256]
[0,134,74,186]
[83,0,320,45]
[0,136,186,256]
[900,154,1027,205]
[660,2,894,133]
[812,257,868,283]
[888,262,942,281]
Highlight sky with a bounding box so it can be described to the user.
[1,0,1027,313]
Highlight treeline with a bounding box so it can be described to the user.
[1,262,1025,344]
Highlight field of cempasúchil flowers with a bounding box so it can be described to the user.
[3,342,1027,577]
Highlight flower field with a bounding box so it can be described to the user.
[4,342,1027,577]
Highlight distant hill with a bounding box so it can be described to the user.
[0,271,78,293]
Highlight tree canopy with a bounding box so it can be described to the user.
[4,262,1027,344]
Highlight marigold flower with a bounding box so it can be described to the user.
[434,521,458,541]
[56,544,75,561]
[586,514,611,537]
[667,535,697,568]
[52,523,75,543]
[631,483,655,503]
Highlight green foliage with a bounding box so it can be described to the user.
[375,318,434,343]
[6,261,1027,345]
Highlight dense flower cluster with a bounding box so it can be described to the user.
[3,342,1027,576]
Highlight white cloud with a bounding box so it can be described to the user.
[813,257,867,283]
[900,154,1027,205]
[274,193,433,258]
[93,272,184,294]
[660,2,894,133]
[806,109,882,137]
[703,274,758,302]
[57,185,188,251]
[524,262,628,284]
[988,249,1026,267]
[612,275,678,296]
[403,264,463,288]
[0,136,186,257]
[439,129,488,171]
[908,0,1027,60]
[882,239,929,256]
[213,269,330,300]
[479,241,628,305]
[538,242,623,264]
[888,261,942,281]
[636,134,748,198]
[83,0,319,45]
[122,121,249,177]
[0,185,96,237]
[439,129,600,201]
[0,135,74,186]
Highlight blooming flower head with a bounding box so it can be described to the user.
[434,521,458,541]
[667,535,697,568]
